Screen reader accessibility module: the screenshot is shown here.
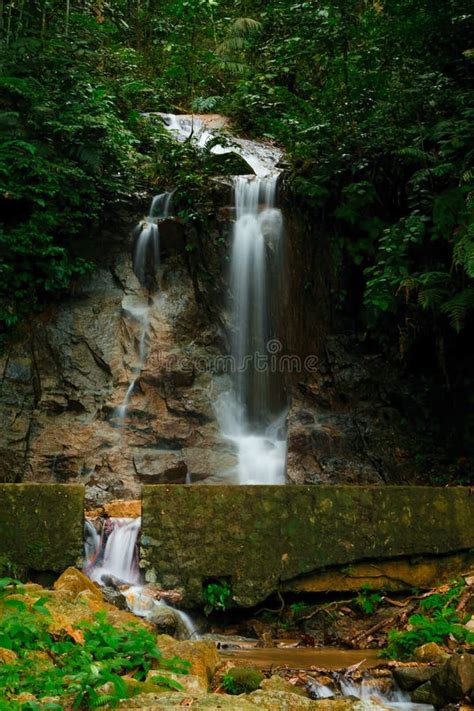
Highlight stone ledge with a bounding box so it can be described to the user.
[0,484,84,572]
[141,485,474,607]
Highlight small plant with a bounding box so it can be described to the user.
[355,585,383,615]
[289,601,310,615]
[202,578,232,615]
[383,610,474,660]
[221,667,264,695]
[382,580,474,659]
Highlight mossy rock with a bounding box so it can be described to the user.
[223,666,264,694]
[0,484,84,572]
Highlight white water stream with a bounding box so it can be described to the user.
[216,175,287,484]
[114,191,174,425]
[84,517,197,639]
[311,676,433,709]
[158,113,288,484]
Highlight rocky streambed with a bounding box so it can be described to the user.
[1,566,473,708]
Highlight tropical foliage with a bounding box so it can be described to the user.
[0,1,472,380]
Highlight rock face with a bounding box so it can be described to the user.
[0,484,83,572]
[0,242,237,503]
[0,183,455,501]
[141,485,474,607]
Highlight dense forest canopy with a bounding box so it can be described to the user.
[0,0,472,366]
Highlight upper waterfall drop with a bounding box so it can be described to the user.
[132,191,173,289]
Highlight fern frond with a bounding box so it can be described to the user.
[418,287,447,309]
[217,36,246,53]
[231,17,262,33]
[440,289,474,332]
[396,147,436,164]
[453,235,474,278]
[91,694,117,707]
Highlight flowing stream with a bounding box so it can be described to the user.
[84,517,197,639]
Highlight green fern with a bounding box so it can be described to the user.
[396,146,436,163]
[440,288,474,332]
[91,694,118,708]
[216,16,261,75]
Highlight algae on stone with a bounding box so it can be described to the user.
[0,484,84,572]
[141,485,474,607]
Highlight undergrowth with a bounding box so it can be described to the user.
[382,578,474,660]
[0,579,189,708]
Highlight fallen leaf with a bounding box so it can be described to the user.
[64,625,85,645]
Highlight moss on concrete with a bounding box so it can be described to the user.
[0,484,84,572]
[141,486,474,607]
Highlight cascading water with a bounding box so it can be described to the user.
[132,191,172,289]
[84,517,197,639]
[86,518,141,585]
[114,192,173,424]
[311,675,433,709]
[217,176,287,484]
[158,113,289,483]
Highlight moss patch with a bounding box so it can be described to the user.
[0,484,84,572]
[141,485,474,607]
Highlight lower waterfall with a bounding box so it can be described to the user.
[217,175,287,484]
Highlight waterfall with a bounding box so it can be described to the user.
[132,191,173,288]
[84,518,198,639]
[114,192,173,424]
[87,518,141,585]
[217,176,287,484]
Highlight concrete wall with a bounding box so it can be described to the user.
[0,484,84,572]
[141,485,474,607]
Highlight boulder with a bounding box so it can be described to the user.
[120,692,261,709]
[0,648,17,664]
[261,675,308,696]
[392,664,440,690]
[222,666,264,693]
[411,681,446,707]
[431,653,474,702]
[148,605,190,640]
[101,587,129,610]
[247,691,355,710]
[413,642,451,664]
[146,669,207,696]
[53,567,102,601]
[156,635,220,686]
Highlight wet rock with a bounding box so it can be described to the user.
[431,653,474,702]
[413,642,451,664]
[392,663,440,690]
[0,648,18,664]
[261,675,308,696]
[53,567,102,601]
[148,605,190,640]
[133,451,188,483]
[101,587,129,610]
[156,635,220,686]
[103,500,141,517]
[411,680,447,707]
